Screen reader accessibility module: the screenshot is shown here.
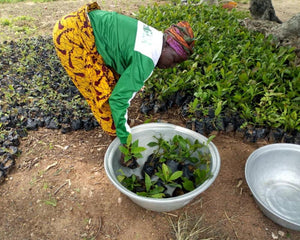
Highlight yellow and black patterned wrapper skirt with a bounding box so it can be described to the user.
[52,2,118,136]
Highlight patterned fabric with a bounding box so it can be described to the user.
[52,2,119,136]
[164,21,195,60]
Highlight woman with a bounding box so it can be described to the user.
[53,2,194,144]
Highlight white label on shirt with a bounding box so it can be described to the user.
[134,21,163,65]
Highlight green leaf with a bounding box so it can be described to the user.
[178,137,187,150]
[134,153,143,159]
[118,145,129,155]
[149,186,165,195]
[149,193,165,198]
[214,101,222,117]
[117,175,126,183]
[182,178,195,191]
[126,134,132,146]
[291,111,297,120]
[206,135,215,145]
[136,192,147,197]
[162,163,170,181]
[169,171,183,181]
[131,146,146,154]
[205,64,213,73]
[212,48,223,62]
[144,173,151,192]
[131,141,137,149]
[131,174,136,182]
[239,72,248,82]
[147,141,158,147]
[124,155,131,162]
[168,182,182,189]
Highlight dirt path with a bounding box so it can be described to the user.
[272,0,300,22]
[0,0,163,43]
[0,1,300,239]
[0,0,299,42]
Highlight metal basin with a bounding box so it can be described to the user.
[245,143,300,231]
[104,123,221,212]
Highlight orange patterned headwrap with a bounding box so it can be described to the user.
[164,21,195,60]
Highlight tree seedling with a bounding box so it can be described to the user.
[193,167,211,186]
[155,163,183,188]
[118,134,146,169]
[117,169,142,192]
[136,173,165,198]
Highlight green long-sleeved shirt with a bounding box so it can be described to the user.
[88,10,163,143]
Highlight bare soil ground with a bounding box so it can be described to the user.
[1,0,300,239]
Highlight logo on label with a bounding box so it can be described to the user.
[141,24,153,45]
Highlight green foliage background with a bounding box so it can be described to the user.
[137,3,300,132]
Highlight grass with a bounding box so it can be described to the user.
[169,212,214,240]
[0,15,36,35]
